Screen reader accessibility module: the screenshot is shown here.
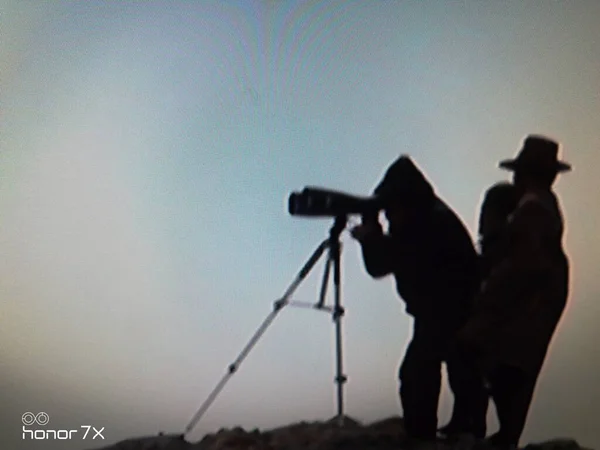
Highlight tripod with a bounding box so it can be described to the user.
[184,215,349,436]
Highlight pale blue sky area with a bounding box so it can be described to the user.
[1,2,599,449]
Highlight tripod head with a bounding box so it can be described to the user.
[329,215,348,240]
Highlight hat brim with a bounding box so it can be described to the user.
[499,159,572,173]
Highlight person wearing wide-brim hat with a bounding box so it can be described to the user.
[456,135,572,450]
[499,134,572,181]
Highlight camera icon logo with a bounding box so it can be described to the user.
[22,412,50,426]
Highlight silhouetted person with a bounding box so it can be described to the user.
[350,155,480,449]
[458,135,572,450]
[439,181,520,441]
[477,181,522,281]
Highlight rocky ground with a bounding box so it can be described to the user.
[87,416,591,450]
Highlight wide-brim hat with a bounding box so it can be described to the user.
[499,135,572,173]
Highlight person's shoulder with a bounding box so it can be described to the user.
[430,197,452,218]
[510,188,562,230]
[516,189,556,210]
[482,181,518,202]
[430,199,472,234]
[486,180,514,192]
[480,182,520,220]
[429,197,457,218]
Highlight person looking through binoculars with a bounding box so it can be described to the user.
[350,155,483,449]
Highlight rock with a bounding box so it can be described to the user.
[84,417,592,450]
[522,438,586,450]
[87,432,191,450]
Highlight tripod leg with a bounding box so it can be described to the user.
[278,239,329,304]
[184,238,330,436]
[331,240,347,427]
[316,256,332,309]
[184,307,280,435]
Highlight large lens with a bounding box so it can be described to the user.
[288,192,300,215]
[288,189,327,217]
[288,187,383,217]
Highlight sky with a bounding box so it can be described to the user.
[1,1,599,449]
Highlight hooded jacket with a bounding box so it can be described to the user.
[358,157,480,321]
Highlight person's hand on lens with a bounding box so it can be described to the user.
[350,222,380,241]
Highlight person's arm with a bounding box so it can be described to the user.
[350,218,398,278]
[358,233,398,278]
[506,190,561,270]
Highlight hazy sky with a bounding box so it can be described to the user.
[1,2,599,449]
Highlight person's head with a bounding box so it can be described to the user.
[382,200,406,229]
[499,135,571,191]
[511,168,558,190]
[373,155,436,230]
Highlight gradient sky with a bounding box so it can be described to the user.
[1,2,599,450]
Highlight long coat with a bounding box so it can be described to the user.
[458,187,570,377]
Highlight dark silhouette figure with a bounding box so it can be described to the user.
[439,181,521,441]
[350,155,481,448]
[458,135,572,449]
[478,181,522,281]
